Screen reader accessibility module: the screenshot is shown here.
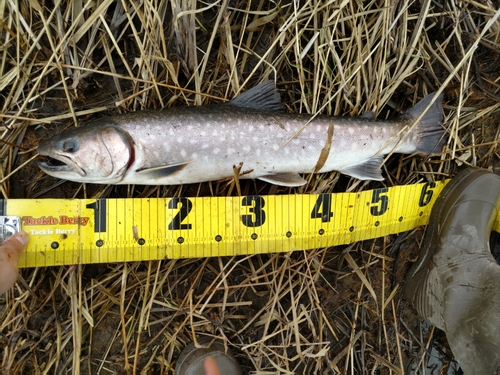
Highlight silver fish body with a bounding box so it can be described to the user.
[37,81,444,186]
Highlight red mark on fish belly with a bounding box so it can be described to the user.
[125,139,135,170]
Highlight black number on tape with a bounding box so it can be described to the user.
[370,188,389,216]
[168,198,193,230]
[86,199,107,233]
[419,182,436,207]
[241,195,266,227]
[311,194,333,222]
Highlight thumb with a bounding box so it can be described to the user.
[0,231,29,294]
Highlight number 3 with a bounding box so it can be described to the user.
[241,196,266,227]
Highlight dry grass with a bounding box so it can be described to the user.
[1,0,500,374]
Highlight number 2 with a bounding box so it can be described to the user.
[168,198,193,230]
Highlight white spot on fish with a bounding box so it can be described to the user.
[189,139,197,144]
[256,149,261,157]
[201,131,206,136]
[191,153,197,159]
[272,144,279,151]
[213,148,220,155]
[348,128,354,135]
[316,125,322,132]
[243,146,251,152]
[227,148,235,155]
[249,125,254,131]
[180,149,187,157]
[202,144,209,149]
[259,125,265,131]
[177,136,184,143]
[382,128,387,133]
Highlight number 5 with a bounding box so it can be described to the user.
[370,188,389,216]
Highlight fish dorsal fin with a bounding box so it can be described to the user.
[340,156,385,181]
[227,81,284,111]
[359,111,375,120]
[258,173,307,187]
[135,161,193,179]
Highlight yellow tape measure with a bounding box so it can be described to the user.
[0,180,475,268]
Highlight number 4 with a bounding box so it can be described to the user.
[310,194,333,222]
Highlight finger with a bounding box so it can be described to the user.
[203,357,221,375]
[8,231,29,254]
[0,231,29,294]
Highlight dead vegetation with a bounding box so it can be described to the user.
[1,0,500,374]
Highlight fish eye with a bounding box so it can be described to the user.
[62,139,78,153]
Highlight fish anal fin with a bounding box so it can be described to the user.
[135,161,193,179]
[341,156,384,181]
[228,81,284,111]
[258,173,307,187]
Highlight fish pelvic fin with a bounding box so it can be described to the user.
[340,156,385,181]
[403,92,445,154]
[135,161,193,180]
[227,81,284,111]
[258,173,307,186]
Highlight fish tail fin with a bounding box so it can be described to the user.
[403,92,445,154]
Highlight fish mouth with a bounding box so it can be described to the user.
[38,154,86,177]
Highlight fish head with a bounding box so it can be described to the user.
[37,124,132,183]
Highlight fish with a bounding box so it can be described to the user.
[37,81,445,186]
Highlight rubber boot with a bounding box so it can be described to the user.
[175,339,242,375]
[404,168,500,375]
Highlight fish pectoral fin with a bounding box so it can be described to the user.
[258,173,307,187]
[135,161,193,179]
[341,156,385,181]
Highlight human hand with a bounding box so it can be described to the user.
[0,231,29,294]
